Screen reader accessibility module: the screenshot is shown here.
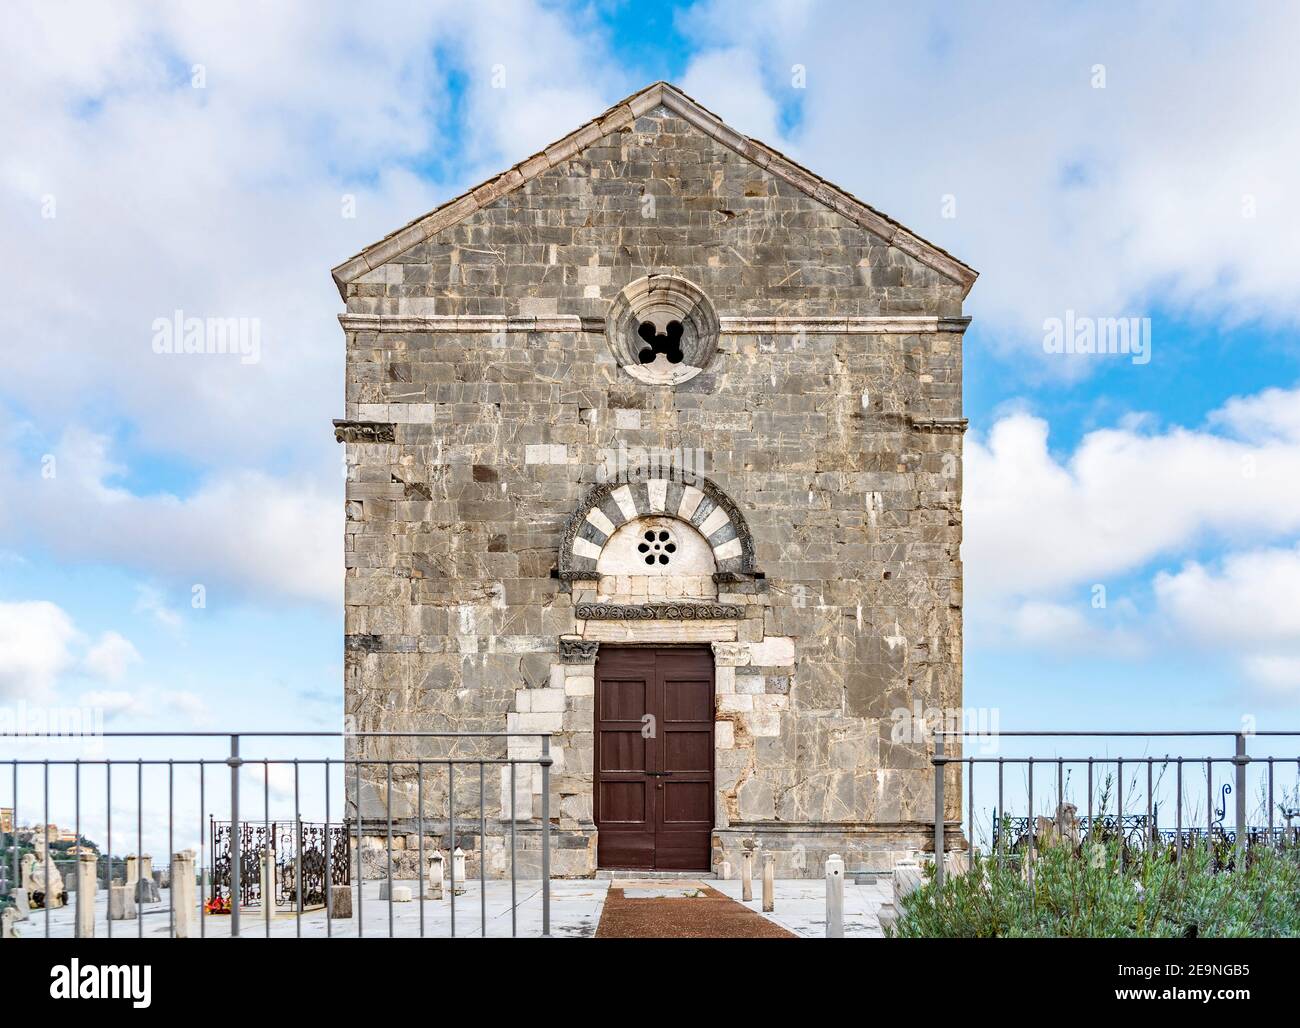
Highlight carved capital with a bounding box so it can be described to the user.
[333,419,396,444]
[559,638,599,663]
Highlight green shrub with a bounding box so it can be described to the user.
[888,840,1300,937]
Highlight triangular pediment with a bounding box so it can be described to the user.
[331,81,977,299]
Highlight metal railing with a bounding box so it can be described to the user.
[931,730,1300,887]
[1,731,553,938]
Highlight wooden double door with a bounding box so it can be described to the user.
[595,646,714,871]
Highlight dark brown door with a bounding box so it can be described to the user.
[595,646,714,871]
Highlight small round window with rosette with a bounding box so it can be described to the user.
[605,274,720,385]
[637,527,677,566]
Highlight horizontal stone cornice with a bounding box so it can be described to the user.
[339,313,972,335]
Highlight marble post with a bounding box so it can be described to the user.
[762,852,775,912]
[75,852,97,938]
[825,854,844,939]
[109,884,136,920]
[172,851,196,938]
[427,851,445,900]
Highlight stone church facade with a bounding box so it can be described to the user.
[332,82,975,878]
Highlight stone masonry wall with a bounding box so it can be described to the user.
[339,105,965,877]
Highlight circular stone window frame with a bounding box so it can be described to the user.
[605,274,720,386]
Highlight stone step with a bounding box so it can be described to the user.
[595,869,716,881]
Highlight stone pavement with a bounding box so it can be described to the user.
[711,877,891,938]
[13,880,608,939]
[12,877,888,939]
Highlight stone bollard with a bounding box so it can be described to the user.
[75,853,97,938]
[124,854,139,886]
[109,884,136,921]
[825,854,845,939]
[762,852,775,913]
[260,849,276,910]
[135,855,160,904]
[717,860,731,881]
[427,852,445,900]
[172,851,196,938]
[741,848,754,903]
[329,885,353,918]
[892,856,924,914]
[1,907,15,938]
[452,847,467,895]
[10,888,29,920]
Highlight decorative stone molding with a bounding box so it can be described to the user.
[338,314,605,334]
[339,314,971,336]
[558,474,759,580]
[605,274,720,385]
[558,638,600,663]
[333,419,396,443]
[710,641,750,666]
[907,415,968,434]
[721,316,971,336]
[576,602,744,621]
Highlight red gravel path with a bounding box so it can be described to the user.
[595,882,797,939]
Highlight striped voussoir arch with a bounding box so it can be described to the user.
[557,476,758,581]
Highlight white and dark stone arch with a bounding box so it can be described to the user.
[558,476,758,581]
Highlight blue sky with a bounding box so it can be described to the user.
[3,2,1300,849]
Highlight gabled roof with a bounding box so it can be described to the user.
[331,81,978,300]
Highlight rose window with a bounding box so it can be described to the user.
[637,529,677,566]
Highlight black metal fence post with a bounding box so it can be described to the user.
[228,734,241,938]
[933,733,945,888]
[1235,733,1248,864]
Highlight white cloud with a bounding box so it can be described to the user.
[1239,656,1300,695]
[82,631,141,682]
[1154,547,1300,647]
[0,600,79,700]
[161,690,211,728]
[134,585,183,629]
[964,390,1300,599]
[1154,547,1300,694]
[0,1,632,470]
[77,689,143,719]
[0,423,341,605]
[1000,598,1144,657]
[679,48,783,141]
[682,2,1300,353]
[964,387,1300,695]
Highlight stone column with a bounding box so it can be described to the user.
[75,852,97,938]
[124,854,139,885]
[741,847,753,902]
[172,851,196,938]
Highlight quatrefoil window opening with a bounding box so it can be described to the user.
[636,320,685,365]
[637,528,677,566]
